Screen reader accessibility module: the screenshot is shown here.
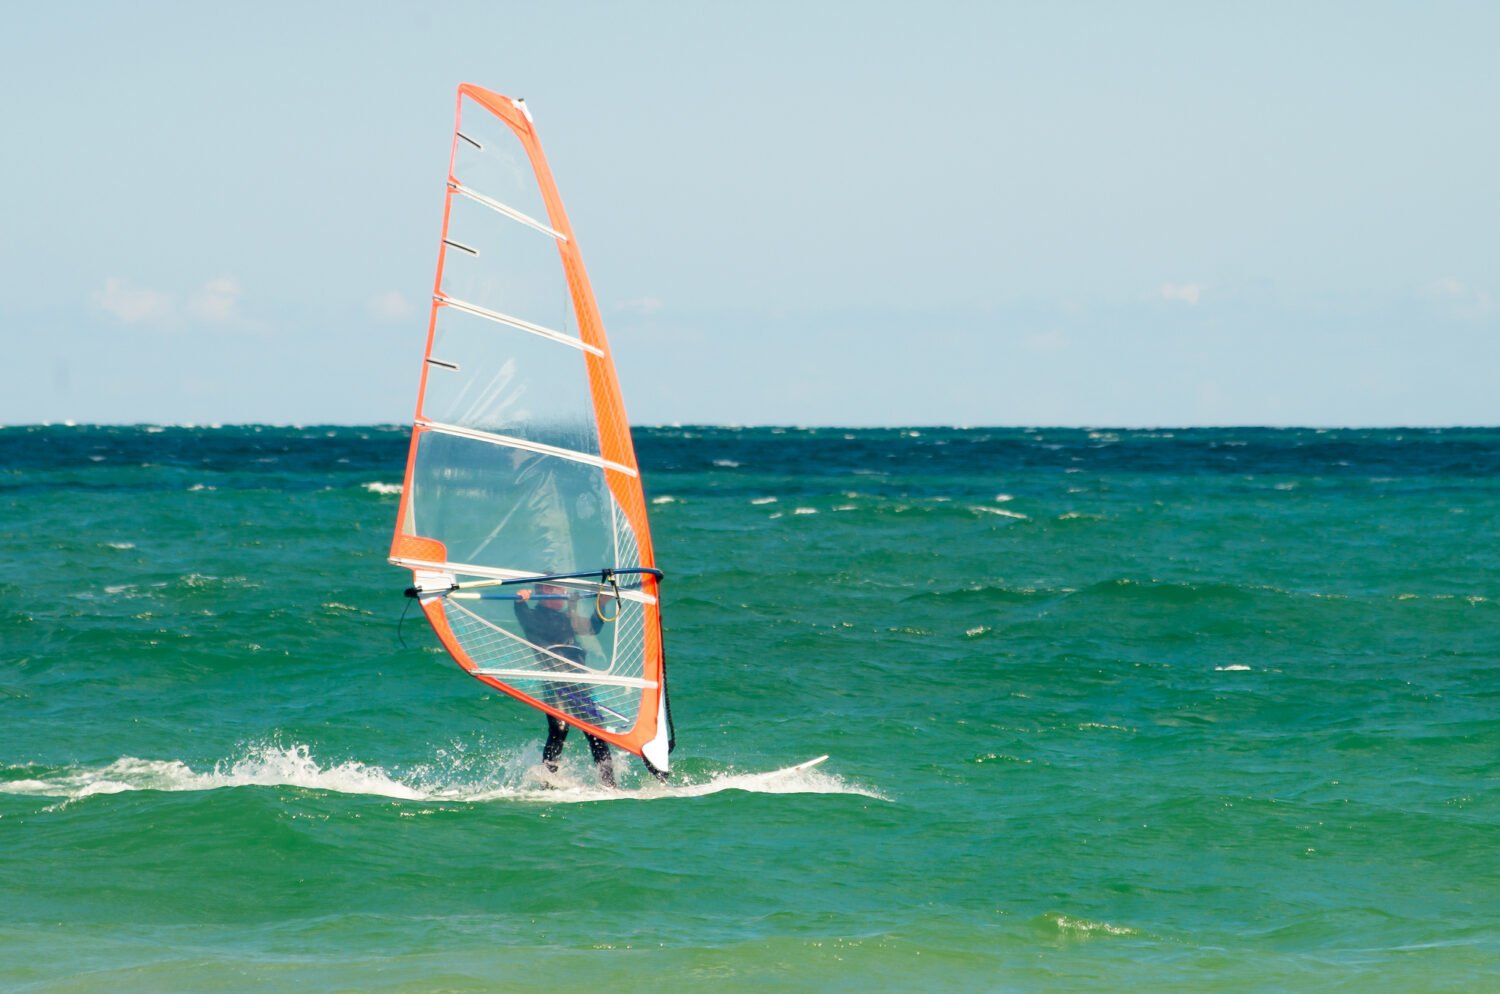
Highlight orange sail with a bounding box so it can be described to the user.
[390,85,671,771]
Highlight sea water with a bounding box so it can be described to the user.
[2,425,1497,993]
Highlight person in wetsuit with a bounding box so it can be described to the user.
[514,582,616,787]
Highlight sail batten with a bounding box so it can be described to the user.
[414,418,637,475]
[450,181,568,241]
[390,84,670,772]
[435,294,603,355]
[473,670,658,689]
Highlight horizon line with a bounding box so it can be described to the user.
[4,421,1498,432]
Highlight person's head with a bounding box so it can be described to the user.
[536,582,566,609]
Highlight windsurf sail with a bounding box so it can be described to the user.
[390,84,672,772]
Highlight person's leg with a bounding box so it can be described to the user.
[542,715,569,772]
[585,734,616,788]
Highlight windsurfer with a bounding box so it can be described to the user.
[514,583,616,787]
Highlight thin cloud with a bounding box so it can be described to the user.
[1022,328,1069,354]
[1158,282,1201,306]
[96,275,257,330]
[368,290,415,322]
[189,276,243,324]
[96,277,174,325]
[616,296,664,316]
[1423,277,1492,318]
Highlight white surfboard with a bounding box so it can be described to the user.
[781,755,830,773]
[503,755,837,802]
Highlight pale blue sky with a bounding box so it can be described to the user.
[3,2,1496,426]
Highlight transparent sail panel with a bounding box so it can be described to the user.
[441,596,645,733]
[442,192,574,335]
[453,95,551,227]
[611,495,643,571]
[409,430,614,575]
[423,305,601,455]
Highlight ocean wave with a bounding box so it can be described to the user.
[902,584,1053,606]
[0,743,885,806]
[1074,577,1269,605]
[179,573,257,591]
[972,506,1029,519]
[1044,913,1139,937]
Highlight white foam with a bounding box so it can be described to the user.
[1053,914,1137,936]
[363,482,402,495]
[974,506,1028,519]
[181,573,253,589]
[750,497,778,505]
[651,495,678,505]
[1,746,426,802]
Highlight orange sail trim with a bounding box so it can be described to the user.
[390,85,667,767]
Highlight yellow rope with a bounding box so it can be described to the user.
[594,578,621,623]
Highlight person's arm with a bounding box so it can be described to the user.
[568,596,606,636]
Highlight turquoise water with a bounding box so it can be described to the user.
[3,425,1498,992]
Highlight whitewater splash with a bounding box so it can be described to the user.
[0,742,885,806]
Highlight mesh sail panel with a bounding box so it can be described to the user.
[443,596,647,734]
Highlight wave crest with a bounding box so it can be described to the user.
[1,742,883,805]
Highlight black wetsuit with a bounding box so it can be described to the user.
[513,597,614,787]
